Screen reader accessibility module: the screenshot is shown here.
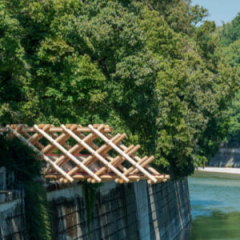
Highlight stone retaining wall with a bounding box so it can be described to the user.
[0,179,191,240]
[210,148,240,167]
[47,178,191,240]
[0,190,26,240]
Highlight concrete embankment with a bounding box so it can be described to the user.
[197,167,240,175]
[210,148,240,168]
[0,190,26,239]
[0,179,191,240]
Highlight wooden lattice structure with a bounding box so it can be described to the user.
[0,124,170,184]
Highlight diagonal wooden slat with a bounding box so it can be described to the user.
[1,124,169,184]
[119,143,161,175]
[49,132,71,150]
[65,133,125,178]
[88,124,157,183]
[84,134,125,168]
[42,125,76,154]
[114,145,141,168]
[95,145,135,176]
[56,125,105,167]
[22,131,45,150]
[29,124,51,145]
[61,124,129,182]
[33,124,101,182]
[7,125,74,182]
[125,156,155,175]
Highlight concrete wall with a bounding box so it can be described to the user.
[0,190,26,240]
[210,148,240,167]
[47,178,191,240]
[0,179,191,240]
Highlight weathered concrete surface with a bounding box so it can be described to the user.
[148,179,191,240]
[0,179,191,240]
[210,148,240,168]
[47,178,191,240]
[0,190,26,240]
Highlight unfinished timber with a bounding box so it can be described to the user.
[0,124,169,184]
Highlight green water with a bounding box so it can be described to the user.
[184,171,240,240]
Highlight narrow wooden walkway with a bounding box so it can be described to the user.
[0,124,169,184]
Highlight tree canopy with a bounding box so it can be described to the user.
[218,13,240,147]
[0,0,238,178]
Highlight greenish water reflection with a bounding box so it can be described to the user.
[184,171,240,240]
[190,211,240,240]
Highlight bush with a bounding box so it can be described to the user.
[0,134,42,184]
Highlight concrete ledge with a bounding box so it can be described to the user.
[0,190,22,204]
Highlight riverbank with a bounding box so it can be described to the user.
[185,171,240,240]
[210,148,240,168]
[197,167,240,175]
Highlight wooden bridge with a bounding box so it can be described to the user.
[0,124,169,184]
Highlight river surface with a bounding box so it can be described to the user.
[180,171,240,240]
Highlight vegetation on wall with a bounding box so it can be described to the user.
[82,182,102,232]
[0,134,52,240]
[24,182,52,240]
[0,134,41,183]
[0,0,238,178]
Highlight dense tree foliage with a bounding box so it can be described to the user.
[0,0,237,178]
[0,134,41,183]
[219,13,240,146]
[220,13,240,47]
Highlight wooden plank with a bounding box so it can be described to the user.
[84,134,126,168]
[0,126,112,133]
[114,145,141,168]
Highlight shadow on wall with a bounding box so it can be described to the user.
[148,179,192,240]
[49,183,139,240]
[0,190,27,240]
[47,178,191,240]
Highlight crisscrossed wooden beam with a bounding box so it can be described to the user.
[0,124,170,184]
[88,125,158,183]
[6,125,74,182]
[33,125,102,182]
